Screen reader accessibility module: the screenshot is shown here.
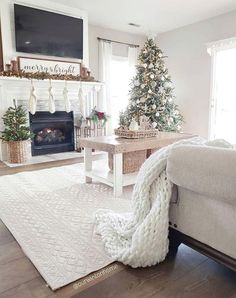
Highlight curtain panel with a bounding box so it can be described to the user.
[98,40,112,134]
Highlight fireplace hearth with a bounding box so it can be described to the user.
[30,111,74,156]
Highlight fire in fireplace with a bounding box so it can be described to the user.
[30,111,74,156]
[35,128,66,145]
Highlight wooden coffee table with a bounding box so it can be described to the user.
[79,132,193,197]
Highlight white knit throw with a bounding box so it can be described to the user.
[95,137,213,268]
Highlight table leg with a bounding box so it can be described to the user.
[84,147,92,183]
[113,153,123,197]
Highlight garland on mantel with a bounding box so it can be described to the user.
[0,70,98,82]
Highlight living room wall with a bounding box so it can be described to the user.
[158,10,236,138]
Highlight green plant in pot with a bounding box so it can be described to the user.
[0,100,33,163]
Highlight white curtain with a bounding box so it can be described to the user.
[128,46,138,79]
[98,40,112,134]
[207,37,236,143]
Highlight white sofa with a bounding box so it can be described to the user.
[167,144,236,271]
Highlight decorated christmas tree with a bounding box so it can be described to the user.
[119,38,183,132]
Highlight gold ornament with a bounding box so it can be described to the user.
[152,104,156,109]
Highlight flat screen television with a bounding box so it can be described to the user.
[14,4,83,59]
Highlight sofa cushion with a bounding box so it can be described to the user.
[167,145,236,204]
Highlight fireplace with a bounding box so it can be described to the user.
[30,111,75,156]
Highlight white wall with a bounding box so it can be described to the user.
[88,24,146,78]
[0,0,89,66]
[158,10,236,138]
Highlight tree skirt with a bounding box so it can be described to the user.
[0,164,131,290]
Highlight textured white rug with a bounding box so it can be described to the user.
[0,163,131,290]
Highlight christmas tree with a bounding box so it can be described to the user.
[0,100,33,141]
[119,38,183,131]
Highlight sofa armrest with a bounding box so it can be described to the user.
[167,145,236,204]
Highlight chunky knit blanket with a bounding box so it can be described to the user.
[95,137,212,268]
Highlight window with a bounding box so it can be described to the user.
[98,41,137,133]
[208,38,236,144]
[110,55,132,129]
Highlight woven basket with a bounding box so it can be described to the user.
[6,140,30,164]
[114,128,158,139]
[108,150,147,174]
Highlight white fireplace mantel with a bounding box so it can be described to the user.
[0,76,103,161]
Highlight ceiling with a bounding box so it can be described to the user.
[51,0,236,35]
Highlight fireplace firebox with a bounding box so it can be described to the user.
[30,111,75,156]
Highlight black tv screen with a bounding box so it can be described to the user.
[14,4,83,59]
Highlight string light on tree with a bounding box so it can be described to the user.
[119,38,183,131]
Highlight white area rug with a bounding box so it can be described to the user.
[0,163,131,290]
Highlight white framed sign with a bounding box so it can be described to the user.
[18,57,81,76]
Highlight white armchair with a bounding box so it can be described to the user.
[167,145,236,271]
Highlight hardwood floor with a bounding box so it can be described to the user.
[0,159,236,297]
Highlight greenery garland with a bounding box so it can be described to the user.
[0,70,97,82]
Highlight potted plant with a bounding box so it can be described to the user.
[89,107,109,126]
[0,100,33,163]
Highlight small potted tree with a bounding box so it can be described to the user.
[0,100,33,163]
